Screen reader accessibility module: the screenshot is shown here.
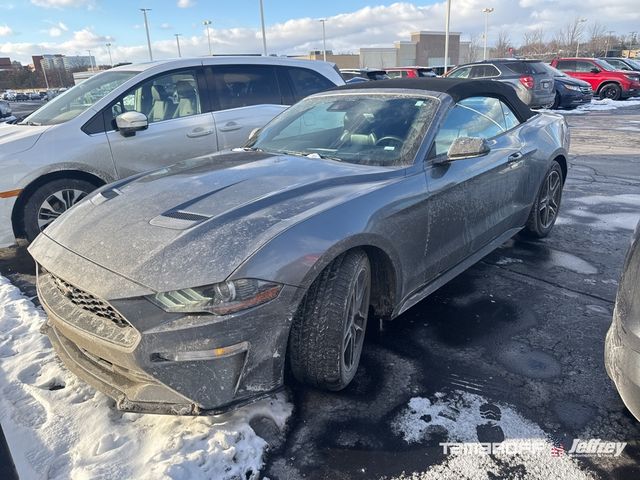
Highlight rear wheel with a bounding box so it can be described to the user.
[599,83,622,100]
[22,178,98,241]
[522,161,564,238]
[288,250,371,391]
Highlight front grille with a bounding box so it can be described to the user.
[580,86,592,94]
[51,275,130,329]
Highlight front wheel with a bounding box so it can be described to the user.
[22,178,98,241]
[288,250,371,391]
[522,161,564,238]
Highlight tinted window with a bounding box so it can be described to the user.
[555,60,576,72]
[286,67,335,101]
[210,65,281,111]
[505,62,531,74]
[434,97,512,156]
[528,62,548,74]
[470,65,500,78]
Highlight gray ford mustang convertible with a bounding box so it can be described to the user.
[30,78,569,415]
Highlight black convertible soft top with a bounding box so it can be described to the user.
[334,77,535,122]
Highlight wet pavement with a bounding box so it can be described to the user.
[1,106,640,479]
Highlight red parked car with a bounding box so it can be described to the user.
[550,57,640,100]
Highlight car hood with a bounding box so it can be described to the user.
[0,123,50,155]
[37,151,402,294]
[555,76,591,88]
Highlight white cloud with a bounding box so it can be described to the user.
[31,0,92,7]
[0,24,12,37]
[177,0,194,8]
[48,27,63,37]
[159,23,172,30]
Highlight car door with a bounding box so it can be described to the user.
[105,68,218,178]
[206,64,288,150]
[423,96,527,281]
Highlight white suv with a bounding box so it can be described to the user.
[0,56,343,246]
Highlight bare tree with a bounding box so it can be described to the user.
[494,30,513,57]
[587,22,607,56]
[463,34,482,63]
[521,28,546,57]
[556,18,588,51]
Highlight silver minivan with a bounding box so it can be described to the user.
[0,56,344,246]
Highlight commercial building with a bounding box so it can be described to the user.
[32,54,96,78]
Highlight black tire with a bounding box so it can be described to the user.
[288,250,371,391]
[599,83,622,101]
[551,92,561,110]
[522,161,564,239]
[23,178,98,242]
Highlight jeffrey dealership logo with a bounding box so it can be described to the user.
[440,439,627,457]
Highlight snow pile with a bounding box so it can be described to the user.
[391,391,593,480]
[541,97,640,115]
[0,276,292,480]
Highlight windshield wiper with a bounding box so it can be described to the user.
[306,152,343,162]
[19,121,41,126]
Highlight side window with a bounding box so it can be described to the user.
[210,65,281,111]
[605,59,624,69]
[448,66,471,78]
[500,101,520,130]
[506,62,531,75]
[386,71,402,79]
[575,61,595,72]
[433,97,507,156]
[470,65,500,78]
[555,61,576,72]
[109,70,201,126]
[286,67,335,101]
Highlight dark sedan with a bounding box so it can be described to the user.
[543,64,593,109]
[30,78,569,415]
[606,221,640,420]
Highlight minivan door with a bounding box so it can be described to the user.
[105,68,218,178]
[205,65,287,150]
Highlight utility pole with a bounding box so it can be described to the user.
[575,18,587,57]
[203,20,212,56]
[319,19,327,62]
[444,0,451,74]
[605,30,614,57]
[140,8,153,61]
[175,34,182,58]
[482,7,494,60]
[259,0,267,56]
[87,49,94,71]
[105,42,113,67]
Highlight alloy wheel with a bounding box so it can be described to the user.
[538,170,561,229]
[342,266,370,374]
[37,189,88,230]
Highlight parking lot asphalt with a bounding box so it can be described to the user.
[5,100,44,120]
[0,105,639,479]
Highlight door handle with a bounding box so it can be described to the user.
[507,152,523,163]
[219,121,242,132]
[187,128,214,138]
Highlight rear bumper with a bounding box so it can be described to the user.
[530,92,556,109]
[605,319,640,421]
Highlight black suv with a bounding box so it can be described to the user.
[446,59,555,108]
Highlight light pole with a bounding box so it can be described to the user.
[482,7,494,60]
[319,19,327,62]
[604,30,614,57]
[259,0,267,56]
[87,49,94,71]
[575,18,587,57]
[443,0,451,74]
[140,8,153,61]
[203,20,212,56]
[105,42,113,67]
[175,34,182,58]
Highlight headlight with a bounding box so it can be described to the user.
[149,279,282,315]
[564,84,581,91]
[624,75,640,82]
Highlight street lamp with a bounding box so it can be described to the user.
[319,19,327,62]
[87,49,94,71]
[482,7,494,60]
[443,0,451,74]
[175,34,182,58]
[140,8,153,61]
[259,0,267,56]
[575,18,587,57]
[105,42,113,67]
[203,20,212,56]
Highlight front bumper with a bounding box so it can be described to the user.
[37,267,300,415]
[559,91,593,108]
[623,88,640,98]
[605,319,640,421]
[0,196,17,248]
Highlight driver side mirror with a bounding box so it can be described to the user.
[116,111,148,137]
[444,137,491,161]
[590,67,601,74]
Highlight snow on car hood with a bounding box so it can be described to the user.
[0,122,50,155]
[39,151,401,293]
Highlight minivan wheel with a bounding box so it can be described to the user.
[600,83,622,101]
[288,250,371,391]
[522,161,564,239]
[23,179,97,241]
[551,92,561,110]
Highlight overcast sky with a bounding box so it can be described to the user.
[1,0,639,65]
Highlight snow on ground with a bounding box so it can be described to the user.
[391,391,594,480]
[541,97,640,115]
[0,276,292,480]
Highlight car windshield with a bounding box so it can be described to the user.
[20,70,137,126]
[251,93,439,167]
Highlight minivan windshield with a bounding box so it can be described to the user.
[20,70,137,126]
[251,93,438,167]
